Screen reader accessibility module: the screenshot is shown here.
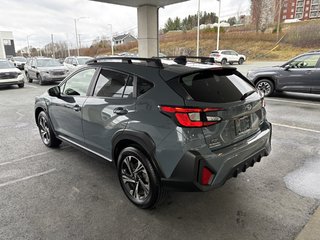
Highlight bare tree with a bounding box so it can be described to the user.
[251,0,263,32]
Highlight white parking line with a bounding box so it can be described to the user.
[0,146,70,167]
[273,123,320,134]
[25,84,38,89]
[0,168,56,188]
[267,98,320,107]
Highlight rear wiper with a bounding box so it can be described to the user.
[240,90,256,101]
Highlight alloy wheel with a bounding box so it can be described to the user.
[257,81,272,96]
[39,115,51,145]
[120,155,150,202]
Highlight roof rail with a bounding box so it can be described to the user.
[156,56,215,65]
[86,57,163,68]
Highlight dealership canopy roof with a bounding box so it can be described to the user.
[91,0,190,57]
[91,0,188,7]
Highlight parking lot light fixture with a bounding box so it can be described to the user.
[74,17,89,56]
[216,0,221,50]
[196,0,200,57]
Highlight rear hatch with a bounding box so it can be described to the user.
[209,51,220,58]
[166,68,265,150]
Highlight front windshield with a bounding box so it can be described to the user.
[37,59,62,67]
[77,57,93,65]
[0,60,15,69]
[13,57,26,62]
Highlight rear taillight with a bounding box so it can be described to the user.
[201,167,214,185]
[160,106,223,128]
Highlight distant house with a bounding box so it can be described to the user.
[0,31,16,58]
[112,34,137,46]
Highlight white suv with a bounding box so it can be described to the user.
[209,50,246,65]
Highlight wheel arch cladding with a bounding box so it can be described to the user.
[112,130,164,177]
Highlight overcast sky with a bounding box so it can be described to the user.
[0,0,250,50]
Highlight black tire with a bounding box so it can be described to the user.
[37,111,61,148]
[229,62,234,65]
[38,75,44,85]
[26,72,32,83]
[238,58,244,65]
[117,147,166,209]
[18,83,24,88]
[256,79,275,97]
[221,59,227,65]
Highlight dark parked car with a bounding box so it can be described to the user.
[35,57,272,208]
[247,52,320,96]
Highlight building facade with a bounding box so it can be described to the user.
[280,0,320,21]
[0,31,16,58]
[113,34,137,46]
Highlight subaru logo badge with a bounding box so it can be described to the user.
[245,104,252,111]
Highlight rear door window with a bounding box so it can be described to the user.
[180,70,255,103]
[93,69,132,98]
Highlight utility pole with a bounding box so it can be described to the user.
[74,19,79,56]
[276,0,283,42]
[196,0,200,57]
[78,34,82,55]
[216,0,221,50]
[51,34,55,58]
[26,35,31,57]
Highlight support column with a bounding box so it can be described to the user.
[137,5,159,58]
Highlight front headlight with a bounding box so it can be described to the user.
[40,71,50,76]
[247,71,255,80]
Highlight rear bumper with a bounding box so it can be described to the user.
[162,122,272,191]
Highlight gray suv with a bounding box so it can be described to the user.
[26,57,69,85]
[247,52,320,96]
[35,57,272,208]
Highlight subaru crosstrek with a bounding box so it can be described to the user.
[35,57,272,209]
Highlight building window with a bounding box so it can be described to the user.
[283,9,287,13]
[291,8,295,12]
[3,39,11,46]
[305,13,309,17]
[306,0,310,4]
[283,15,287,19]
[296,7,303,12]
[291,14,294,18]
[306,7,309,10]
[296,13,303,18]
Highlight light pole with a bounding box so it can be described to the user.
[74,17,88,56]
[106,24,114,55]
[216,0,221,50]
[26,34,32,57]
[196,0,201,57]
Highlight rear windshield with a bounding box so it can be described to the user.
[180,70,255,103]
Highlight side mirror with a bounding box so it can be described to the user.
[284,65,291,71]
[48,86,61,97]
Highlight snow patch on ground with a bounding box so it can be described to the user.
[284,158,320,199]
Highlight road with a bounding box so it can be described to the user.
[0,62,319,240]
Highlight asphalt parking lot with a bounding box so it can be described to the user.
[0,62,319,240]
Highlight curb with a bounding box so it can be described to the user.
[295,206,320,240]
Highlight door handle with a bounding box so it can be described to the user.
[113,107,128,115]
[73,105,81,112]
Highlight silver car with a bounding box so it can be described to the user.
[64,56,93,71]
[0,59,25,88]
[26,57,69,85]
